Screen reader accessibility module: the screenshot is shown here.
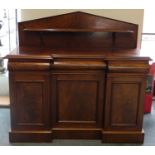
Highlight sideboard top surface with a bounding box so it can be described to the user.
[6,47,151,61]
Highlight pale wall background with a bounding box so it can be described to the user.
[20,9,144,47]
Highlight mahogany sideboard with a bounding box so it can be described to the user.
[6,12,150,143]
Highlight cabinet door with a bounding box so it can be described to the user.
[9,72,50,130]
[51,72,104,129]
[104,73,146,131]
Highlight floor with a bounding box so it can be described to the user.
[0,102,155,146]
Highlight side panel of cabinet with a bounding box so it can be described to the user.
[103,73,146,143]
[9,72,50,130]
[104,73,146,130]
[51,71,105,139]
[9,72,52,142]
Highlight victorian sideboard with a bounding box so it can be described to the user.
[6,11,150,143]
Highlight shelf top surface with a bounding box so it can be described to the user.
[23,28,134,33]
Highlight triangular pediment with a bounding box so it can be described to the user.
[19,11,137,31]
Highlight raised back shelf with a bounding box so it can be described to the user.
[19,11,138,51]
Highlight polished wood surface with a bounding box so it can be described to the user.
[7,11,150,143]
[18,11,138,50]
